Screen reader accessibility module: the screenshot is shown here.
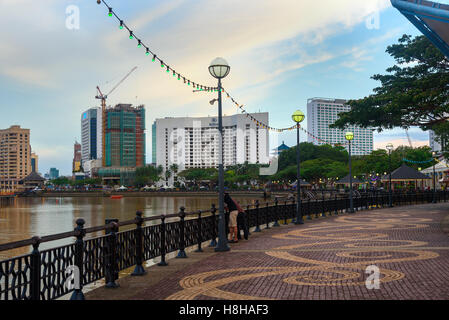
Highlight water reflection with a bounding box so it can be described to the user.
[0,195,257,259]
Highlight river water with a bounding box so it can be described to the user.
[0,195,260,259]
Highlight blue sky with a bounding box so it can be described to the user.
[1,0,447,175]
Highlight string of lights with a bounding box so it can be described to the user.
[402,158,434,164]
[96,1,393,157]
[223,86,355,147]
[98,0,218,93]
[221,88,297,133]
[98,1,353,142]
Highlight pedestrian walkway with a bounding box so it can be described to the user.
[86,203,449,300]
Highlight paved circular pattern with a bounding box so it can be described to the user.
[165,208,446,300]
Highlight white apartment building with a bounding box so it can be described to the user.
[153,113,270,176]
[429,130,445,153]
[81,107,102,166]
[307,98,373,156]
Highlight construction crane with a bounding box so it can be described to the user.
[95,66,138,166]
[405,129,413,148]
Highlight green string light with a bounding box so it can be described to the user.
[103,5,216,95]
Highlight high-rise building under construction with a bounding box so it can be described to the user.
[104,104,145,168]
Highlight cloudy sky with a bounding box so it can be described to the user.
[1,0,446,175]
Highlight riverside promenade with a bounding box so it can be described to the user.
[86,202,449,300]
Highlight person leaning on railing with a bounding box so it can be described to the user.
[224,193,238,243]
[224,193,248,243]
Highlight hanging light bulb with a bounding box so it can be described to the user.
[119,20,124,29]
[166,66,170,73]
[152,55,156,62]
[161,61,164,68]
[137,40,142,48]
[173,71,176,77]
[177,74,181,80]
[146,48,150,56]
[129,31,134,39]
[108,8,113,17]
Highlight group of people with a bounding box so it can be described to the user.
[224,193,249,243]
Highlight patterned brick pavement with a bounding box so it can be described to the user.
[87,203,449,300]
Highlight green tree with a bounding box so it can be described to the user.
[49,177,71,186]
[331,35,449,133]
[278,142,349,171]
[300,159,348,183]
[134,165,163,187]
[178,168,218,186]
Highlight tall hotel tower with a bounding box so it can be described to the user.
[307,98,373,156]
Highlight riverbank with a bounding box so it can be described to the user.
[26,191,289,198]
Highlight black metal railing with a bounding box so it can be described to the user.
[0,190,447,300]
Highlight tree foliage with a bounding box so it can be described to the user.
[331,35,449,133]
[278,142,348,171]
[177,168,218,184]
[134,165,163,187]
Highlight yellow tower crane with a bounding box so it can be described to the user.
[95,66,138,167]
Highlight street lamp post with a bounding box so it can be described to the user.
[386,143,394,207]
[292,110,305,225]
[209,57,231,252]
[345,132,354,213]
[432,151,437,203]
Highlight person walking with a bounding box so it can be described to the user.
[224,193,239,243]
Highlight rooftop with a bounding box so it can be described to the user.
[382,164,431,181]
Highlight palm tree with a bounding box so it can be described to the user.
[164,169,172,186]
[169,164,179,175]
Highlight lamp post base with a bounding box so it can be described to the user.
[70,290,85,300]
[131,265,147,276]
[214,245,230,252]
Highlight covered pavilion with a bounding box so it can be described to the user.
[381,164,431,191]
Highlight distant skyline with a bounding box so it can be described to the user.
[2,0,448,175]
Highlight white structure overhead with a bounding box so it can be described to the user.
[391,0,449,58]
